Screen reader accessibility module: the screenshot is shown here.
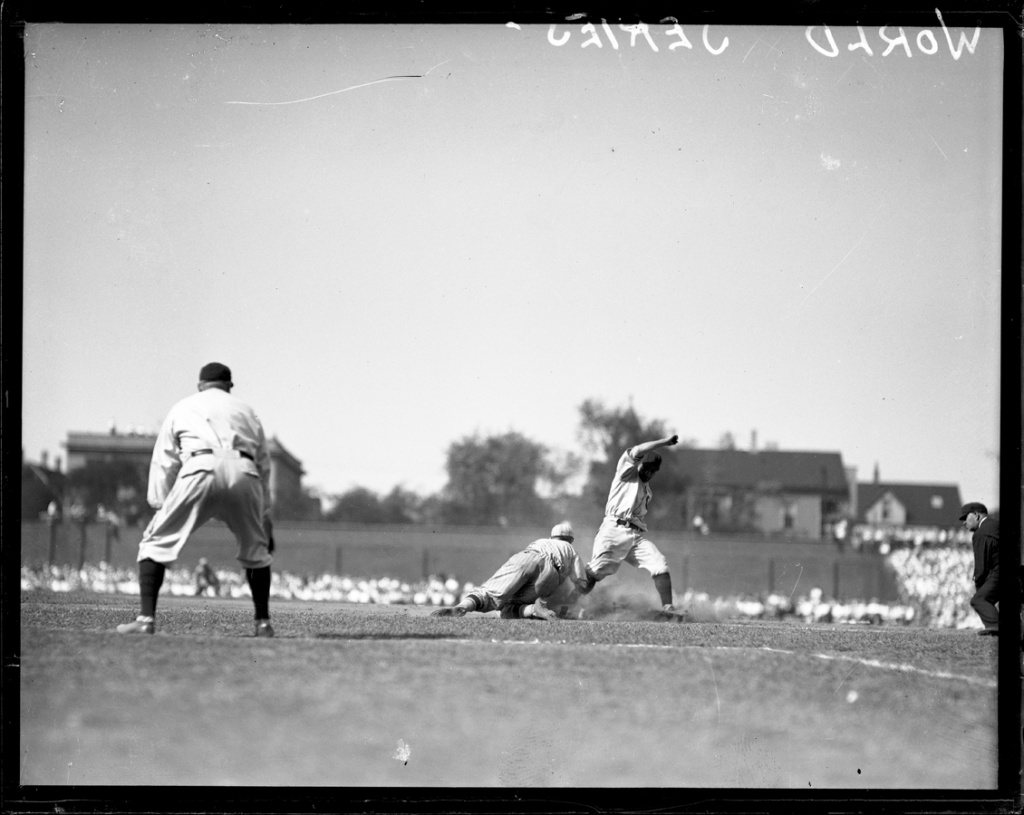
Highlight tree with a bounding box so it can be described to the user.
[325,487,388,523]
[379,486,426,524]
[439,431,555,526]
[324,485,425,524]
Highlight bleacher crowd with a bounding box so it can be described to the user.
[20,563,468,608]
[20,541,983,628]
[886,542,980,629]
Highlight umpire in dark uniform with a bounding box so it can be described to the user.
[959,501,1000,635]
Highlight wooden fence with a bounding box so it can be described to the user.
[20,520,900,602]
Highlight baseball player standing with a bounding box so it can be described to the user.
[431,522,588,620]
[116,362,277,637]
[579,434,684,617]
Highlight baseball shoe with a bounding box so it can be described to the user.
[977,628,999,636]
[255,620,275,637]
[658,605,690,622]
[116,616,155,635]
[526,599,557,621]
[431,606,467,618]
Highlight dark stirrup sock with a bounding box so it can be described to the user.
[245,566,272,619]
[653,572,674,607]
[138,558,166,618]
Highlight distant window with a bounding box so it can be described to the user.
[930,495,943,509]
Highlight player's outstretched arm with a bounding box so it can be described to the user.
[632,434,679,457]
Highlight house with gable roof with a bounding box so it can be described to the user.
[671,446,850,540]
[854,475,965,545]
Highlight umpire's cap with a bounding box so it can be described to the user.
[958,501,987,520]
[550,521,575,542]
[199,362,233,385]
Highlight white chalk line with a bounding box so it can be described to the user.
[761,645,996,688]
[441,639,996,688]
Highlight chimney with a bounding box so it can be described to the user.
[845,466,858,517]
[55,456,62,473]
[750,429,758,452]
[873,463,880,484]
[41,450,48,468]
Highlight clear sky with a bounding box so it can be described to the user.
[21,20,1004,508]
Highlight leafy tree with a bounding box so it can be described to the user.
[324,485,425,524]
[380,486,426,524]
[325,487,388,523]
[439,431,555,526]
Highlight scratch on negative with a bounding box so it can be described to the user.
[832,664,857,695]
[225,75,424,106]
[705,654,721,721]
[799,228,869,307]
[922,127,950,162]
[787,565,803,602]
[423,59,452,76]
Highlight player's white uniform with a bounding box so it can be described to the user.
[137,387,273,569]
[466,537,589,617]
[587,447,670,579]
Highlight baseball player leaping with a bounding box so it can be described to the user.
[579,434,686,618]
[431,522,589,620]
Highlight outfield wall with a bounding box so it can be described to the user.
[20,520,900,602]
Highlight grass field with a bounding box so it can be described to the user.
[19,589,999,790]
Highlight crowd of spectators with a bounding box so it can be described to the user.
[21,560,925,625]
[886,542,979,629]
[20,538,983,629]
[689,588,917,626]
[21,540,976,629]
[851,524,971,553]
[20,562,470,608]
[702,544,976,629]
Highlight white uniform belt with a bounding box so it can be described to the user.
[187,448,254,462]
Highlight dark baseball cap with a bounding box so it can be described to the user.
[199,362,232,384]
[958,502,987,520]
[643,453,662,470]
